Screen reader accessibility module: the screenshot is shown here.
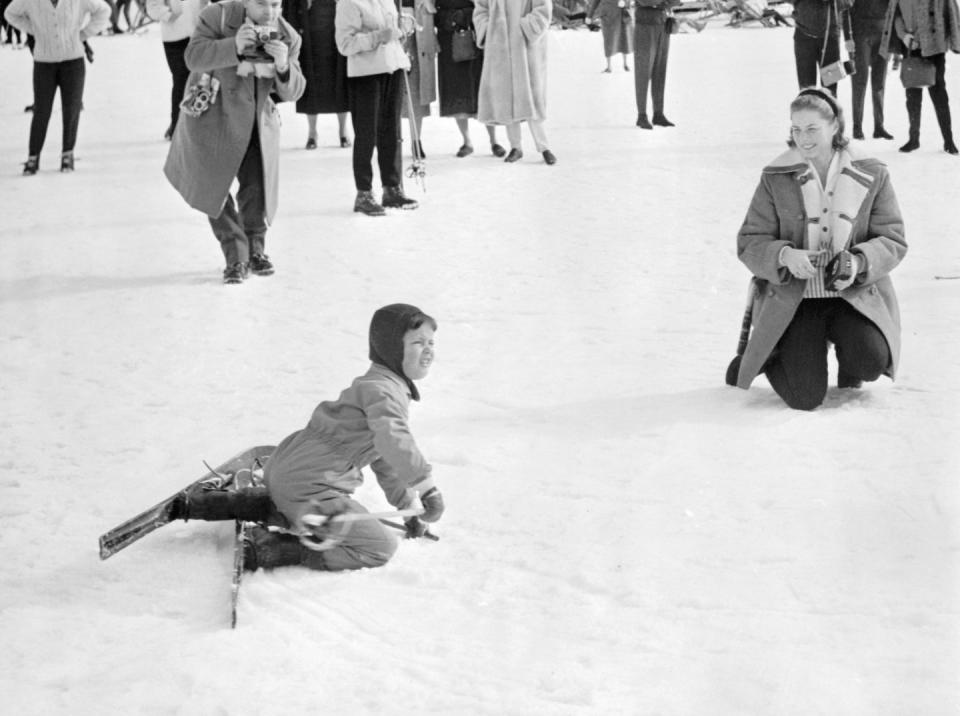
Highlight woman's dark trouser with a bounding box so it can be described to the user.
[29,57,85,157]
[851,30,887,131]
[905,53,952,143]
[208,126,266,266]
[765,298,891,411]
[348,70,403,191]
[633,22,669,116]
[793,32,840,94]
[162,37,190,131]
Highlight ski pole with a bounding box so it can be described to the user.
[398,11,426,192]
[380,518,440,541]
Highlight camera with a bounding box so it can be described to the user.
[820,59,856,85]
[244,25,280,63]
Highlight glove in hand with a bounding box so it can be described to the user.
[419,487,445,523]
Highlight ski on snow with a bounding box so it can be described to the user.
[231,458,267,629]
[98,445,276,561]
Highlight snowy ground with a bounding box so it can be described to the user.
[1,18,959,716]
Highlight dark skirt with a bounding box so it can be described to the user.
[435,0,483,117]
[290,0,349,115]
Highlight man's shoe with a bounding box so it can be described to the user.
[873,127,894,140]
[223,262,248,284]
[60,152,74,172]
[853,126,865,140]
[382,185,419,210]
[652,113,675,127]
[899,139,920,152]
[945,139,959,155]
[456,144,474,158]
[542,150,557,165]
[491,143,506,157]
[22,156,38,175]
[504,148,523,162]
[249,253,274,276]
[636,113,653,129]
[354,190,386,216]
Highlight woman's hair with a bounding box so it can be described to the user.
[786,88,850,151]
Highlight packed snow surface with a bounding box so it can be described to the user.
[1,18,958,716]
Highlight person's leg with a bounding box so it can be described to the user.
[504,122,523,161]
[208,195,248,273]
[305,113,318,148]
[633,22,656,124]
[300,499,399,571]
[763,300,831,410]
[235,126,267,259]
[28,60,58,160]
[527,118,549,153]
[58,57,85,157]
[376,70,403,189]
[900,87,922,151]
[348,74,379,192]
[337,111,350,146]
[819,33,840,96]
[793,33,820,89]
[650,26,671,123]
[163,38,189,136]
[827,300,890,385]
[867,33,890,137]
[926,54,955,152]
[484,121,503,154]
[850,34,870,137]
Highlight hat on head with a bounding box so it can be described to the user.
[368,303,436,401]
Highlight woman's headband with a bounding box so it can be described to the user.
[796,88,840,119]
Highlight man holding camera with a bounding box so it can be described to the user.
[164,0,305,284]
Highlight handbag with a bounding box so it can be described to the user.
[818,0,855,85]
[451,27,478,62]
[900,52,936,88]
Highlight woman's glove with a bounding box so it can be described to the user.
[779,246,826,280]
[824,250,861,291]
[419,487,445,523]
[375,26,402,46]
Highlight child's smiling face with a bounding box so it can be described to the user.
[402,324,435,381]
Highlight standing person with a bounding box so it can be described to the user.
[173,304,445,572]
[880,0,960,154]
[587,0,633,73]
[4,0,110,175]
[336,0,419,216]
[281,0,351,150]
[163,0,306,284]
[146,0,209,140]
[399,0,437,158]
[792,0,854,96]
[1,0,24,45]
[474,0,557,165]
[632,0,679,129]
[727,89,907,410]
[850,0,894,139]
[434,0,504,157]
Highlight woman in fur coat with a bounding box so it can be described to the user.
[474,0,556,164]
[727,89,907,410]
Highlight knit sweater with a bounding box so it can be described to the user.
[4,0,110,62]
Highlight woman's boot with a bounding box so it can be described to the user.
[899,91,921,152]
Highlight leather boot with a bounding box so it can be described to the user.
[244,526,308,571]
[899,93,921,152]
[931,95,957,153]
[173,486,274,522]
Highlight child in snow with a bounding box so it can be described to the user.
[176,303,444,571]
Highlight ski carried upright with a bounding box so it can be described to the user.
[98,445,276,560]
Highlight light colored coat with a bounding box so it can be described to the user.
[474,0,551,124]
[409,0,438,103]
[163,0,305,221]
[733,148,907,389]
[879,0,960,57]
[264,364,435,525]
[335,0,411,77]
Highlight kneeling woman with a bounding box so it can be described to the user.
[728,88,907,410]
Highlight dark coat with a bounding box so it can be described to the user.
[163,0,306,220]
[734,149,907,389]
[282,0,349,114]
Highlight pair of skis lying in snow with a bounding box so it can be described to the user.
[98,446,435,628]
